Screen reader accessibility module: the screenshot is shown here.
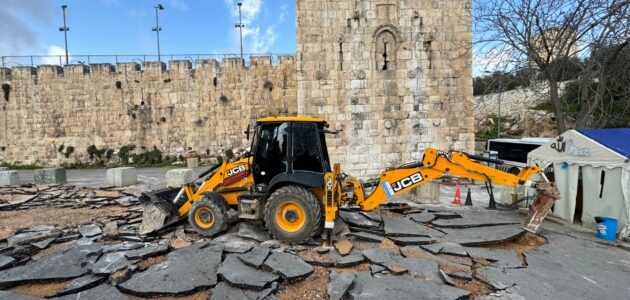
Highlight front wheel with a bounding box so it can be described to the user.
[188,198,227,237]
[264,185,322,244]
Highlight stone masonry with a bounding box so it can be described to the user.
[297,0,474,176]
[0,56,297,166]
[0,0,473,177]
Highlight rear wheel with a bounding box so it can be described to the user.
[264,185,322,244]
[188,197,227,237]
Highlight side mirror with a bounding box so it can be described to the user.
[244,124,251,140]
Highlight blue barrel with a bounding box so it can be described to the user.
[595,217,617,240]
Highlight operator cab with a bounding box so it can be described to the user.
[249,117,331,194]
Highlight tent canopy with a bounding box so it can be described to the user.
[528,129,630,169]
[527,129,630,237]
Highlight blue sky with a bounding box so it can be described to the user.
[0,0,296,60]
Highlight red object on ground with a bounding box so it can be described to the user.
[452,186,462,205]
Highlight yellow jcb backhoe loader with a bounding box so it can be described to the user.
[139,116,559,244]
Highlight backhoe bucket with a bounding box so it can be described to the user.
[522,182,561,233]
[139,187,185,235]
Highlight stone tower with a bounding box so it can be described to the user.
[297,0,474,176]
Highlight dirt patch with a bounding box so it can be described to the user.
[127,290,211,300]
[452,278,494,297]
[0,206,131,237]
[277,266,328,300]
[329,262,370,273]
[136,254,168,270]
[8,280,71,297]
[480,232,547,264]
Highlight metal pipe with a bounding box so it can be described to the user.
[236,2,244,66]
[59,5,70,66]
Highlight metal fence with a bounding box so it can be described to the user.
[0,53,295,69]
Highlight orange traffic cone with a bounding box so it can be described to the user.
[452,186,462,205]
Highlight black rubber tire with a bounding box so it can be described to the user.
[264,185,322,244]
[188,197,227,237]
[203,192,229,213]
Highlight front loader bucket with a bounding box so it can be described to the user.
[139,187,184,235]
[522,182,561,233]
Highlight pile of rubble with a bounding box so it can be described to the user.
[0,184,142,211]
[0,187,546,300]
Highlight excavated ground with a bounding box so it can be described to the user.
[0,185,628,300]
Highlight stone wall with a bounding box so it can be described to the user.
[0,56,297,166]
[1,0,474,177]
[296,0,474,176]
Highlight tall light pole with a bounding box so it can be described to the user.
[235,2,245,66]
[152,4,164,63]
[59,5,70,65]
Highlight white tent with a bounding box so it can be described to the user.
[527,129,630,237]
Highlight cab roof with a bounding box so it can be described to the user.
[256,116,326,123]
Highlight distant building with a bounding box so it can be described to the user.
[531,28,578,62]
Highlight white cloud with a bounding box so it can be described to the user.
[41,45,70,65]
[125,9,146,19]
[224,0,282,54]
[0,0,55,55]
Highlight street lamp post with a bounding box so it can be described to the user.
[152,4,165,63]
[59,5,70,65]
[235,2,245,66]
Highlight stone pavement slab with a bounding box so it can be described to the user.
[339,211,380,228]
[118,242,223,296]
[55,274,106,296]
[430,210,521,228]
[263,252,313,281]
[328,271,355,300]
[54,284,127,300]
[238,246,271,268]
[237,222,271,242]
[382,216,445,238]
[0,244,102,288]
[349,272,470,300]
[210,281,277,300]
[441,224,524,245]
[218,255,279,290]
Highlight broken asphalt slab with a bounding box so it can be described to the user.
[475,267,516,290]
[54,284,128,300]
[362,248,439,280]
[440,224,524,246]
[118,241,223,296]
[328,271,355,300]
[430,210,521,228]
[0,244,102,288]
[381,215,445,238]
[263,252,313,281]
[123,243,169,260]
[210,281,277,300]
[0,255,16,270]
[465,247,523,268]
[0,290,41,300]
[237,222,271,242]
[349,272,470,300]
[55,274,107,296]
[238,246,271,268]
[219,255,279,290]
[89,252,130,275]
[78,224,102,238]
[339,211,381,228]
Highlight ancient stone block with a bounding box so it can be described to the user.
[186,157,199,168]
[106,167,137,187]
[0,171,19,186]
[34,168,66,184]
[165,168,194,188]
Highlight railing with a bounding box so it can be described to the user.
[0,53,295,69]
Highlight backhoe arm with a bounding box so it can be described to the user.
[357,148,543,211]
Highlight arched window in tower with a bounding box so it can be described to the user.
[374,30,397,71]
